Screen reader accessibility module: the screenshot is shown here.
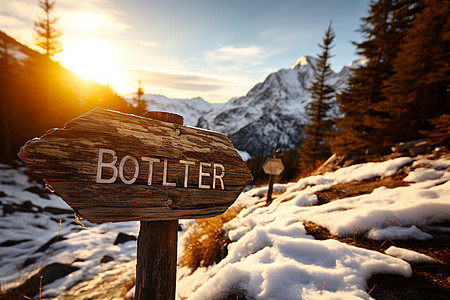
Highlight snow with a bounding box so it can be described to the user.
[10,48,28,62]
[1,154,449,299]
[178,226,411,300]
[290,55,315,69]
[126,94,220,126]
[367,225,433,241]
[177,155,449,299]
[237,150,251,161]
[385,246,437,264]
[0,165,139,297]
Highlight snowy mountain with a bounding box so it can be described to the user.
[129,94,223,126]
[134,56,359,157]
[196,56,358,156]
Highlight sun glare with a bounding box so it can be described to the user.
[57,38,116,85]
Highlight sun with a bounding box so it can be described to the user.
[57,38,116,85]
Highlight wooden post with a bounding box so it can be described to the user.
[17,108,253,299]
[263,149,283,205]
[135,220,178,299]
[134,111,183,300]
[266,174,275,205]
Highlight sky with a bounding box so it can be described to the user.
[1,0,370,103]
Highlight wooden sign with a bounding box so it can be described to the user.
[263,158,284,175]
[18,108,253,223]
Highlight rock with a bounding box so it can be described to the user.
[3,201,39,216]
[100,255,114,264]
[24,186,51,199]
[113,232,137,245]
[22,257,37,268]
[43,207,73,215]
[0,239,31,247]
[35,235,67,253]
[20,263,79,298]
[40,263,79,284]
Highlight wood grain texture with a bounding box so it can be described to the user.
[18,108,253,223]
[135,112,180,300]
[135,220,178,300]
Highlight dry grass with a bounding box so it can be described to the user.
[180,209,241,272]
[298,159,327,180]
[122,276,136,300]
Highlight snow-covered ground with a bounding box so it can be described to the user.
[1,152,449,299]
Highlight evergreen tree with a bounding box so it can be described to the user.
[0,32,133,163]
[300,22,336,169]
[331,0,420,154]
[0,32,17,161]
[380,0,449,142]
[421,114,450,146]
[133,80,147,116]
[34,0,62,57]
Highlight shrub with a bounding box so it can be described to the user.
[180,209,240,272]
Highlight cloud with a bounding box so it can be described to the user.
[60,11,130,34]
[129,68,226,92]
[0,0,39,21]
[206,45,264,63]
[218,46,263,57]
[199,44,287,77]
[0,14,28,28]
[139,41,160,48]
[1,0,130,36]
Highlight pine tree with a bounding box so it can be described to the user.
[0,33,17,161]
[34,0,62,57]
[300,22,336,169]
[133,80,147,116]
[331,0,420,154]
[380,0,450,142]
[421,114,450,146]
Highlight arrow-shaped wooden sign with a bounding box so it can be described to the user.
[18,108,253,223]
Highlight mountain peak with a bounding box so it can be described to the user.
[290,55,317,70]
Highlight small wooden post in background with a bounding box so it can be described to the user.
[266,173,276,204]
[263,149,284,205]
[134,111,183,300]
